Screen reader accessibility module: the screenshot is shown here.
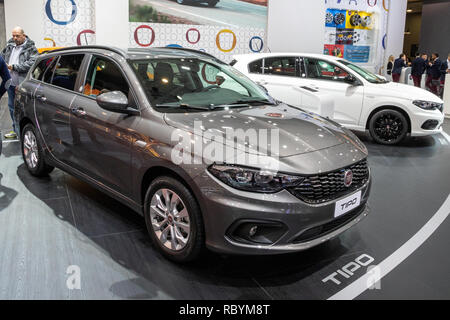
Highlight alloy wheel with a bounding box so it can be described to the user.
[23,130,39,169]
[150,188,190,251]
[373,113,404,143]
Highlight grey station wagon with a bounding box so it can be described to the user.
[15,46,371,262]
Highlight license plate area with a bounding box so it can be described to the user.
[334,191,361,218]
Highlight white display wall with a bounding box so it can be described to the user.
[42,0,96,47]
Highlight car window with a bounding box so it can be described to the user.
[83,56,130,98]
[305,58,349,82]
[248,59,263,74]
[32,57,56,81]
[42,57,59,84]
[50,54,84,91]
[263,57,300,77]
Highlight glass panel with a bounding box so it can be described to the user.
[83,56,129,98]
[51,54,84,91]
[305,58,349,82]
[263,57,299,77]
[248,59,263,74]
[130,57,271,111]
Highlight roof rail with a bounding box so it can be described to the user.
[152,47,218,60]
[40,45,128,58]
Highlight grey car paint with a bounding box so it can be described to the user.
[15,46,371,255]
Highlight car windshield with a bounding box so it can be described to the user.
[130,57,274,112]
[340,60,388,84]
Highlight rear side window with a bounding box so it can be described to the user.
[263,57,300,77]
[248,59,263,74]
[51,54,84,91]
[32,57,56,81]
[42,58,59,84]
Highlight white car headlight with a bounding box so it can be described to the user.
[413,100,443,112]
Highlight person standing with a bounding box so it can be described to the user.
[0,56,11,100]
[427,53,442,95]
[411,53,427,88]
[386,55,394,80]
[392,53,407,83]
[1,27,38,139]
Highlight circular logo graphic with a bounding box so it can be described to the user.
[344,170,354,187]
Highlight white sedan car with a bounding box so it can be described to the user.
[231,53,445,145]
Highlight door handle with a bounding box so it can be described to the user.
[71,107,87,117]
[36,94,47,102]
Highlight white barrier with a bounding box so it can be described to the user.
[443,74,450,118]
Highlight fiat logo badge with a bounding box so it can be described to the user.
[344,170,353,187]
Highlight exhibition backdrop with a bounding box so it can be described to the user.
[39,0,267,62]
[128,0,268,62]
[43,0,96,47]
[13,0,396,71]
[324,0,390,72]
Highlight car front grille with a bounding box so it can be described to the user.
[288,159,369,204]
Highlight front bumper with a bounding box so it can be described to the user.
[410,108,445,136]
[195,171,371,255]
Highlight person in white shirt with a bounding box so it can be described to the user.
[1,27,38,139]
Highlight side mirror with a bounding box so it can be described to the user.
[344,74,358,85]
[96,91,138,115]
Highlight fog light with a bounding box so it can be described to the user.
[421,120,439,130]
[249,226,258,237]
[227,220,288,245]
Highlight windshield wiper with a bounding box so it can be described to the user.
[155,103,211,111]
[234,98,278,105]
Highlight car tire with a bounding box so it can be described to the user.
[369,109,408,145]
[177,0,188,5]
[21,123,55,177]
[144,176,204,262]
[207,1,218,7]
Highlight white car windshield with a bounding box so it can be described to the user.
[340,60,388,84]
[130,57,274,112]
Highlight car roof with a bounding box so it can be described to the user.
[232,52,344,63]
[40,45,221,61]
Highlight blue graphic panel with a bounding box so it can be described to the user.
[325,9,347,28]
[344,45,370,63]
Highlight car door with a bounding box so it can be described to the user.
[246,56,307,107]
[302,57,364,126]
[34,54,85,162]
[68,54,140,198]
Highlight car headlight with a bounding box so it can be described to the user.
[413,100,443,111]
[208,164,304,193]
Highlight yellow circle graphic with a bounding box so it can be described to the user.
[216,29,237,53]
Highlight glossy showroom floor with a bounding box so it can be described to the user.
[1,97,450,299]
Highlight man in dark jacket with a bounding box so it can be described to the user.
[1,27,38,139]
[411,53,427,87]
[0,56,11,154]
[427,53,442,95]
[392,53,407,83]
[438,55,449,98]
